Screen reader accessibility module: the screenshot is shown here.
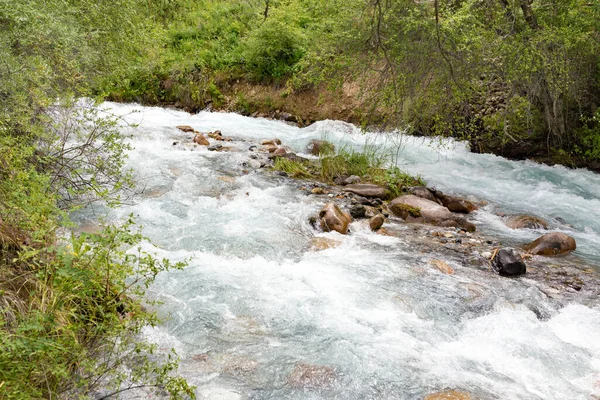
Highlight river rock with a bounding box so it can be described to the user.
[261,138,282,145]
[319,203,352,234]
[288,363,335,389]
[175,125,195,132]
[306,139,334,156]
[364,205,380,218]
[389,195,476,232]
[409,186,438,203]
[344,175,361,185]
[193,133,209,146]
[343,184,390,199]
[424,390,472,400]
[506,215,549,230]
[433,190,477,213]
[491,248,527,276]
[310,237,341,250]
[273,147,288,156]
[430,259,454,275]
[369,214,385,231]
[524,232,576,256]
[350,204,366,218]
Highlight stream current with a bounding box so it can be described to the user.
[80,103,600,399]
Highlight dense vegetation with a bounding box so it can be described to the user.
[0,0,194,398]
[1,0,599,397]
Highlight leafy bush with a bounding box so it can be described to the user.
[243,19,306,80]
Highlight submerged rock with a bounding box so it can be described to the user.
[310,237,341,251]
[343,183,390,199]
[506,215,549,230]
[389,195,476,232]
[424,390,472,400]
[524,232,576,256]
[430,259,454,275]
[319,202,352,234]
[491,248,527,276]
[287,363,335,389]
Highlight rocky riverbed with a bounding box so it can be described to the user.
[83,103,600,400]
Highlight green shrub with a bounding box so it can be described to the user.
[243,19,306,80]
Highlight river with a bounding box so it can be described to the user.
[79,102,600,399]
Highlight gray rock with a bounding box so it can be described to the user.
[350,204,366,219]
[491,248,526,277]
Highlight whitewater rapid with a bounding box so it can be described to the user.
[79,103,600,399]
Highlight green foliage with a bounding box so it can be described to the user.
[243,18,306,80]
[274,157,313,178]
[317,145,423,195]
[576,108,600,162]
[0,0,195,397]
[0,219,194,399]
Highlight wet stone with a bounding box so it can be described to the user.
[491,248,527,277]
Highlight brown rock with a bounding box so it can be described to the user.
[319,203,352,234]
[311,187,326,195]
[176,125,195,132]
[424,390,472,400]
[273,147,288,156]
[261,138,282,145]
[524,232,576,256]
[389,195,476,232]
[310,237,341,250]
[343,184,390,199]
[287,363,335,389]
[369,214,385,231]
[433,191,477,213]
[208,130,223,139]
[506,215,549,230]
[193,133,210,146]
[430,259,454,275]
[264,144,278,153]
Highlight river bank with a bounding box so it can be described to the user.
[110,79,600,173]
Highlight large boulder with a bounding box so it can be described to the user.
[306,139,334,156]
[491,248,527,277]
[343,184,390,199]
[389,195,476,232]
[524,232,576,256]
[319,203,352,234]
[506,215,549,230]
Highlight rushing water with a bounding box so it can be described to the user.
[80,103,600,399]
